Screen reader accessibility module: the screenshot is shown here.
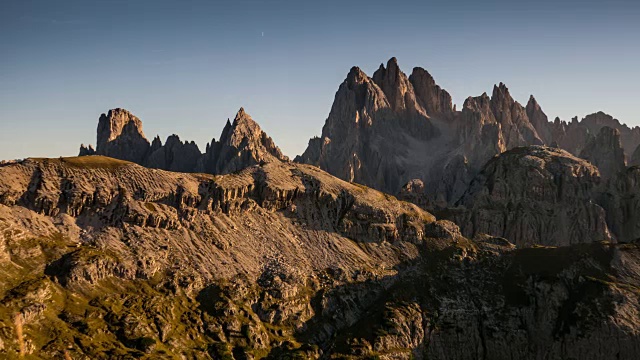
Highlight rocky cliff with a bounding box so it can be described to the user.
[1,157,639,359]
[95,108,151,164]
[297,58,640,207]
[597,166,640,243]
[579,126,627,180]
[196,108,289,175]
[444,146,611,247]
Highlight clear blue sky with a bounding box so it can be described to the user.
[1,0,639,160]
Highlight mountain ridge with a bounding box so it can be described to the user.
[297,57,640,206]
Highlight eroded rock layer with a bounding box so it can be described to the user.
[0,157,639,359]
[445,146,611,247]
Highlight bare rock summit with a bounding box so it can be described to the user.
[80,107,287,175]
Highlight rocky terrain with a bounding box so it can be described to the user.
[443,146,611,247]
[1,155,640,359]
[80,107,287,176]
[2,57,640,359]
[297,58,640,206]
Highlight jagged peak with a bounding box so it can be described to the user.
[235,107,247,120]
[491,82,513,101]
[373,57,403,82]
[96,107,148,151]
[232,107,259,128]
[346,66,369,85]
[223,107,273,147]
[462,93,492,112]
[387,56,399,70]
[165,134,182,146]
[582,111,624,129]
[106,107,135,116]
[410,66,434,81]
[151,135,162,148]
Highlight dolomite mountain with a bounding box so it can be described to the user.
[80,107,288,175]
[297,57,640,206]
[2,58,640,359]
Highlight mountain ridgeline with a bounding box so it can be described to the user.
[77,58,640,246]
[297,57,640,205]
[1,57,636,359]
[80,107,288,175]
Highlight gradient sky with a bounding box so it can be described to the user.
[1,0,639,160]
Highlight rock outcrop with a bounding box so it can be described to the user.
[95,108,151,163]
[629,143,640,167]
[196,108,289,175]
[145,135,202,172]
[297,58,640,208]
[296,59,548,203]
[526,95,553,144]
[80,107,287,175]
[446,146,611,247]
[597,166,640,242]
[78,144,95,156]
[579,126,626,179]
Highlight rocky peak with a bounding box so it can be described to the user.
[372,57,416,113]
[579,126,626,179]
[489,83,543,147]
[97,108,147,149]
[526,95,553,144]
[78,144,95,156]
[198,108,288,175]
[222,108,287,161]
[346,66,369,87]
[94,108,151,164]
[463,93,492,114]
[81,107,290,176]
[582,111,622,129]
[450,146,610,247]
[150,135,163,153]
[409,67,454,117]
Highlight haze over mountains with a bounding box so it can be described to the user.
[2,58,640,359]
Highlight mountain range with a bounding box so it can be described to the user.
[1,58,640,359]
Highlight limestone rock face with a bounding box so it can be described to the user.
[409,66,454,117]
[80,107,287,176]
[372,57,416,114]
[297,58,639,210]
[581,111,640,157]
[598,167,640,242]
[544,112,640,159]
[145,135,202,172]
[630,144,640,166]
[490,83,543,148]
[295,65,422,193]
[449,146,611,247]
[579,126,626,179]
[95,108,151,163]
[526,95,553,144]
[398,179,432,210]
[196,108,288,174]
[78,144,95,156]
[298,59,546,204]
